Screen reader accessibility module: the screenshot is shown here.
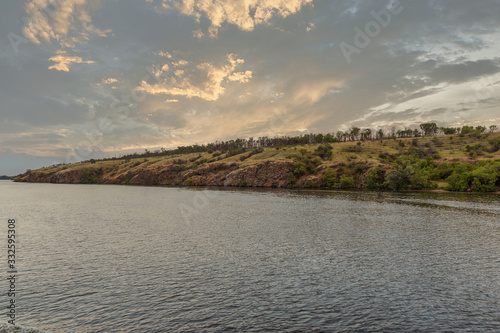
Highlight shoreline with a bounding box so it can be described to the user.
[8,179,500,195]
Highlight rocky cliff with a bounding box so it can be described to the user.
[17,159,298,188]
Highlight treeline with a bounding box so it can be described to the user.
[83,122,497,163]
[0,175,13,180]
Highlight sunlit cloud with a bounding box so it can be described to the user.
[162,0,314,37]
[137,54,253,101]
[291,80,343,105]
[48,50,95,71]
[98,78,118,85]
[23,0,110,48]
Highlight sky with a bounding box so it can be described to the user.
[1,0,500,175]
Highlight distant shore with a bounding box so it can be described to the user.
[15,132,500,193]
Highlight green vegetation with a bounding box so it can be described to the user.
[14,122,500,193]
[80,170,99,184]
[445,161,499,192]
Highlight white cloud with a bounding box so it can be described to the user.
[137,54,253,101]
[162,0,314,36]
[48,50,95,71]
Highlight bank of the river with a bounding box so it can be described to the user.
[15,132,500,192]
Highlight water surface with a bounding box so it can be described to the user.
[1,181,499,332]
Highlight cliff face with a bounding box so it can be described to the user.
[17,160,296,188]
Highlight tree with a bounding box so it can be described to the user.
[350,127,361,141]
[362,129,372,141]
[442,127,458,135]
[376,129,384,140]
[314,133,324,143]
[324,133,335,143]
[420,122,438,136]
[489,125,498,133]
[461,126,474,135]
[476,126,487,133]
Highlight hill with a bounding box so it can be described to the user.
[14,131,500,192]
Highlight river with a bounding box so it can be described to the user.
[1,181,499,332]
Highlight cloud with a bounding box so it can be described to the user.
[100,78,118,85]
[290,80,342,105]
[137,54,253,101]
[428,60,500,84]
[162,0,314,36]
[48,50,95,71]
[4,0,500,175]
[23,0,109,47]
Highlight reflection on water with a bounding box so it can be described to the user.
[1,181,499,332]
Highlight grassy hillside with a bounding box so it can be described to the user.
[15,131,500,192]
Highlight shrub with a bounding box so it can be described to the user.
[315,144,333,159]
[366,168,386,190]
[410,170,435,190]
[343,145,362,153]
[322,168,337,188]
[431,162,454,180]
[306,181,320,188]
[339,175,355,189]
[353,164,365,174]
[80,170,99,184]
[385,167,412,190]
[445,162,499,192]
[293,161,308,176]
[190,155,202,162]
